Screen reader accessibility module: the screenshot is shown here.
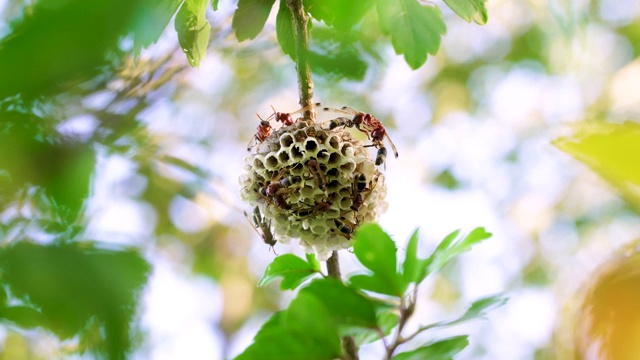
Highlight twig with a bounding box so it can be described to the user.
[285,0,315,122]
[384,288,418,359]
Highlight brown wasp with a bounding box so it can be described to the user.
[318,104,398,167]
[247,119,273,151]
[265,104,316,127]
[244,206,278,254]
[306,158,327,191]
[248,104,316,151]
[260,169,302,197]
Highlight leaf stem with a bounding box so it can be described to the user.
[285,0,315,122]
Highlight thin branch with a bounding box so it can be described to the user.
[285,0,315,122]
[384,288,418,359]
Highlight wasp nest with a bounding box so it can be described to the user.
[240,119,387,260]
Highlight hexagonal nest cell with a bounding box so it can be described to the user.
[240,119,387,260]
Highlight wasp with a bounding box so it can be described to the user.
[318,104,399,166]
[244,206,278,254]
[261,169,302,197]
[350,172,378,212]
[333,217,356,239]
[307,158,327,191]
[264,104,317,127]
[294,192,336,219]
[247,119,272,151]
[375,147,387,168]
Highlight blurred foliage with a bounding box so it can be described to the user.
[0,0,178,99]
[0,241,150,359]
[554,121,640,212]
[0,111,95,224]
[572,250,640,359]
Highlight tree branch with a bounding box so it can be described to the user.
[285,0,315,122]
[326,251,341,278]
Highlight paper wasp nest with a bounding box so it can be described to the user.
[240,119,387,260]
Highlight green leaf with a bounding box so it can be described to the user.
[553,121,640,209]
[0,306,44,329]
[401,228,420,292]
[235,290,342,360]
[232,0,277,41]
[349,274,398,297]
[352,223,402,296]
[308,27,369,81]
[421,294,507,330]
[306,253,321,269]
[0,113,95,224]
[276,0,296,57]
[392,335,469,360]
[301,279,378,328]
[0,286,6,307]
[376,0,446,69]
[352,311,399,345]
[258,254,321,290]
[133,0,185,56]
[174,0,211,67]
[0,0,150,99]
[284,293,343,354]
[0,242,150,358]
[212,0,220,11]
[442,0,488,25]
[428,227,492,276]
[304,0,374,31]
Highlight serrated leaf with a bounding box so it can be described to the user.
[352,223,402,296]
[553,121,640,209]
[428,227,492,275]
[276,0,296,57]
[304,0,374,31]
[232,0,277,41]
[301,279,378,328]
[392,335,469,360]
[133,0,185,56]
[401,228,420,291]
[377,0,446,69]
[174,0,211,67]
[442,0,488,25]
[421,294,507,330]
[258,254,321,290]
